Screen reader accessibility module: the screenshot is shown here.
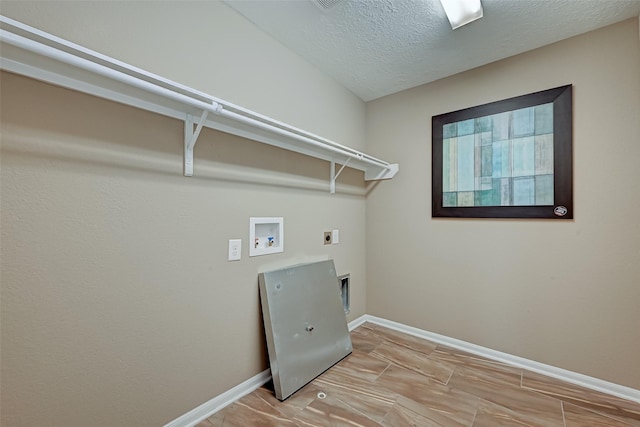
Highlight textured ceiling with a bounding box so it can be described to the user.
[225,0,640,101]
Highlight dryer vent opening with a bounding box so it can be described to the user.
[338,273,350,314]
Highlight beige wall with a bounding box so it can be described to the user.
[366,18,640,389]
[2,2,639,426]
[0,2,367,426]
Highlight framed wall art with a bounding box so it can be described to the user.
[432,85,573,219]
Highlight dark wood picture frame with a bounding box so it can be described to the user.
[432,85,573,219]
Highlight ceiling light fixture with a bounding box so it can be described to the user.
[439,0,483,30]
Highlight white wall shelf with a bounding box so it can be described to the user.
[0,16,399,192]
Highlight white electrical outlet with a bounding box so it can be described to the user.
[332,229,339,245]
[228,239,241,261]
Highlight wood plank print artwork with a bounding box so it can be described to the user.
[432,85,573,219]
[442,104,554,207]
[198,323,640,426]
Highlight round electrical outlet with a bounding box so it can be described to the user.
[324,232,332,245]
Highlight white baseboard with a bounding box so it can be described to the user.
[163,369,271,427]
[166,314,639,426]
[358,314,640,404]
[347,314,370,331]
[164,317,366,427]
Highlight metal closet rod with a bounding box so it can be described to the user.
[0,15,392,171]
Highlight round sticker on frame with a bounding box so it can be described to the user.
[554,206,568,217]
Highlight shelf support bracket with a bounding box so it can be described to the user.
[184,109,210,176]
[330,157,352,194]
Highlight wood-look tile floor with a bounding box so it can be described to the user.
[198,323,640,426]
